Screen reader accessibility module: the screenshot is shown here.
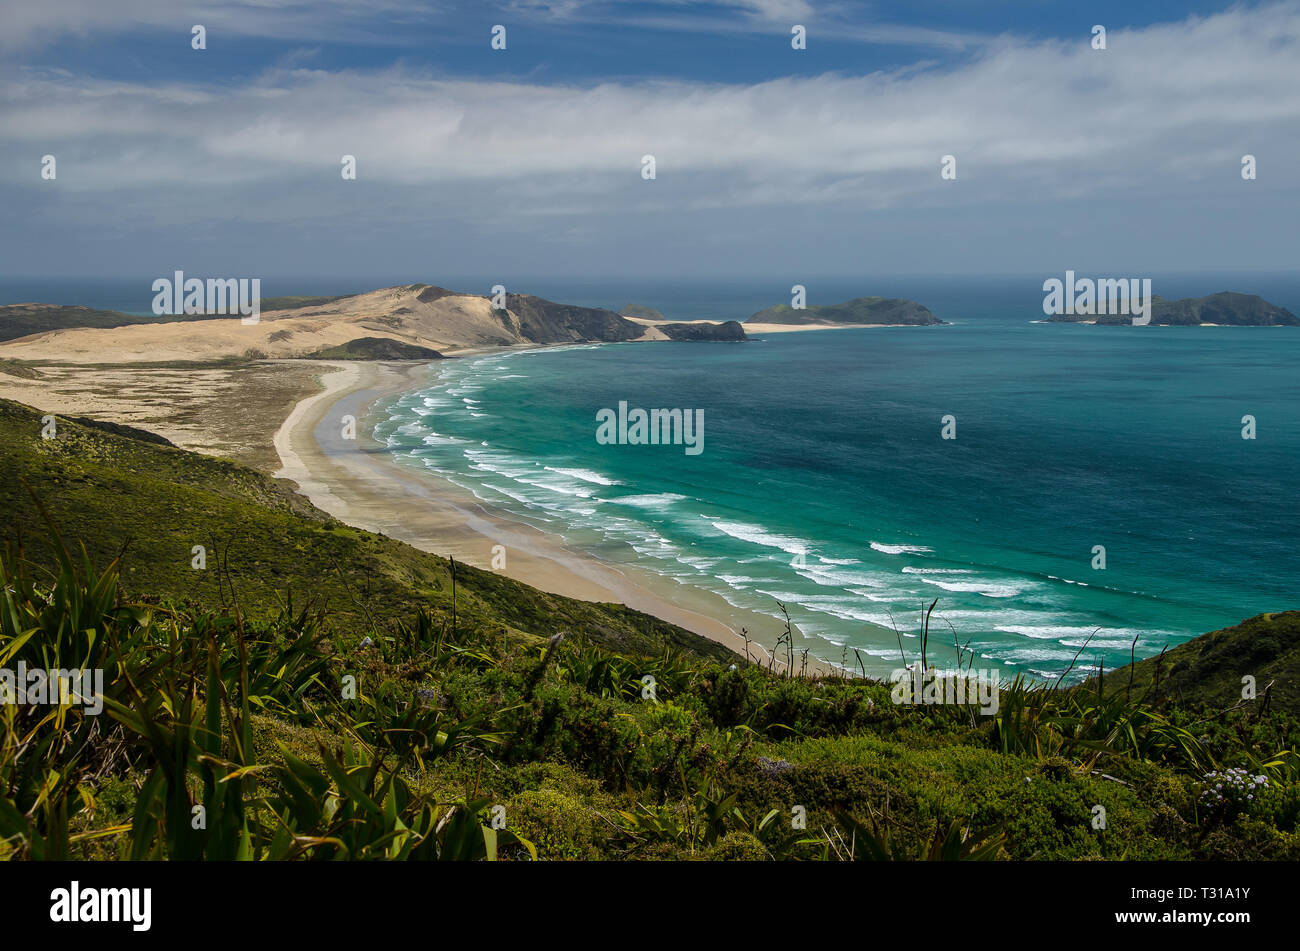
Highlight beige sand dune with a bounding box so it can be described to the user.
[0,285,522,364]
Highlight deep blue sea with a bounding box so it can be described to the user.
[8,273,1299,678]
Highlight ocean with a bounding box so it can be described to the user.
[7,273,1299,678]
[370,274,1300,679]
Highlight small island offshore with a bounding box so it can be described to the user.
[1045,291,1299,326]
[749,295,947,326]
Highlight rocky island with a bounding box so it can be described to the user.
[1045,291,1299,326]
[655,320,747,341]
[748,296,947,326]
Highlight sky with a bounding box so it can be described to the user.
[2,0,1298,280]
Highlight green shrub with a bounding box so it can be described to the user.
[507,788,607,860]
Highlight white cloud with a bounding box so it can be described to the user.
[4,2,1298,214]
[3,3,1299,277]
[725,0,816,20]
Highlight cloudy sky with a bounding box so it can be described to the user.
[2,0,1298,279]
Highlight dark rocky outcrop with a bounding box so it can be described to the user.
[412,284,458,304]
[658,320,747,341]
[63,414,177,447]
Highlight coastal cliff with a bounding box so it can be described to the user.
[503,293,643,344]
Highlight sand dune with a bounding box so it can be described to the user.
[0,285,525,364]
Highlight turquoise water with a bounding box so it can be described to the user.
[373,277,1300,679]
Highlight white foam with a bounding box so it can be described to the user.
[609,493,687,508]
[870,542,934,555]
[995,625,1175,655]
[850,589,900,602]
[717,574,761,587]
[990,645,1080,663]
[753,590,899,625]
[997,624,1124,641]
[545,466,622,487]
[710,520,811,555]
[916,576,1027,598]
[517,476,595,499]
[1048,574,1091,587]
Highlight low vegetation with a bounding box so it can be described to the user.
[308,338,444,360]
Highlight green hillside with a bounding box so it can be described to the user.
[0,399,723,661]
[307,337,445,360]
[1096,612,1300,713]
[1,397,1298,862]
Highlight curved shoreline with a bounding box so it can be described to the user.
[272,357,815,671]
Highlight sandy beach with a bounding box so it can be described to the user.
[271,356,820,670]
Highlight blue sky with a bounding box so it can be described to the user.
[10,2,1246,84]
[3,0,1298,279]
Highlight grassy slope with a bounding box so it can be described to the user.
[0,398,735,663]
[2,396,1298,861]
[307,337,444,360]
[1099,612,1300,713]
